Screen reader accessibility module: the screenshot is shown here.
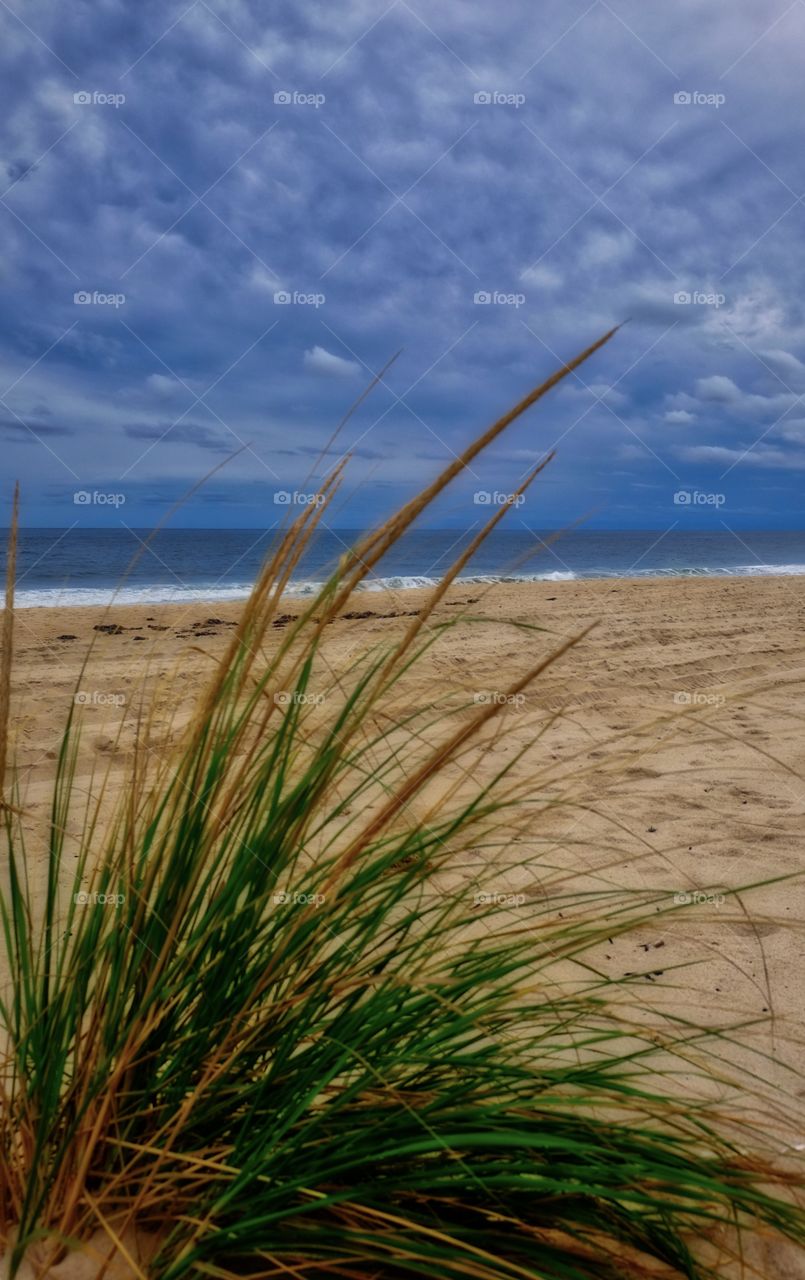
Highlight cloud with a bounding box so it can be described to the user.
[303,346,361,379]
[674,375,797,419]
[519,263,563,289]
[0,415,73,438]
[677,443,805,471]
[626,284,707,328]
[5,158,36,184]
[777,418,805,443]
[577,228,634,270]
[664,409,694,424]
[759,349,805,388]
[694,375,741,404]
[146,373,188,398]
[123,422,232,452]
[559,381,628,409]
[249,265,283,292]
[617,443,650,462]
[588,382,628,408]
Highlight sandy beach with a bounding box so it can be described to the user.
[6,572,805,1275]
[9,573,805,1016]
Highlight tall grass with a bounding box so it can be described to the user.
[1,329,803,1278]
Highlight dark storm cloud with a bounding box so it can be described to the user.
[0,415,74,438]
[1,0,804,526]
[123,421,234,452]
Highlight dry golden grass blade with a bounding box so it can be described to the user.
[305,349,402,482]
[330,324,621,608]
[323,621,598,884]
[376,453,555,683]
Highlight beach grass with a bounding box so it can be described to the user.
[1,328,804,1278]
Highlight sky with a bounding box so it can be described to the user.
[1,0,804,530]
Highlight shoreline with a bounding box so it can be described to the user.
[10,566,805,611]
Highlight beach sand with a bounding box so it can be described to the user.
[5,573,805,1274]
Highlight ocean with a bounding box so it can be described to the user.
[5,528,805,608]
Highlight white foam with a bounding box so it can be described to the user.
[12,584,255,610]
[529,570,577,582]
[12,562,805,608]
[361,575,440,591]
[731,563,805,576]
